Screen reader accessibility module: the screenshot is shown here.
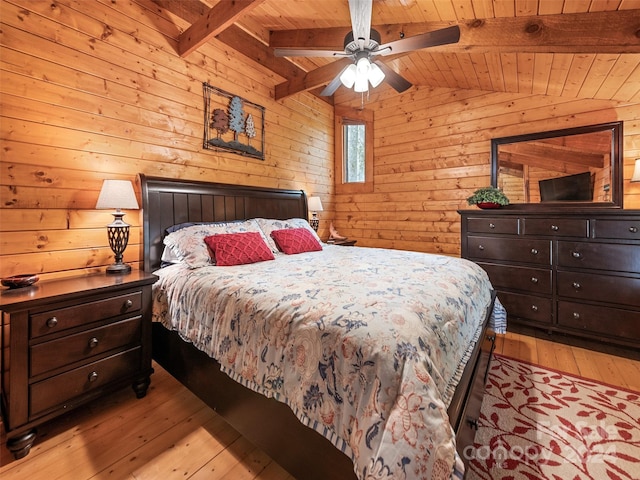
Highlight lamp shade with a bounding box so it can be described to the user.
[340,64,357,88]
[368,62,385,87]
[96,180,139,210]
[632,159,640,183]
[308,196,323,212]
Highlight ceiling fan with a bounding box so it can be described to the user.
[273,0,461,96]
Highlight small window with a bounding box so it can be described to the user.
[335,107,373,194]
[343,122,366,183]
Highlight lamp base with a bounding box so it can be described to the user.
[105,262,132,275]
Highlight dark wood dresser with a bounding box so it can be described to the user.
[0,271,157,459]
[459,209,640,353]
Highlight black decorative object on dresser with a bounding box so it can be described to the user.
[460,209,640,354]
[0,271,156,459]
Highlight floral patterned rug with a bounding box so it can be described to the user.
[465,354,640,480]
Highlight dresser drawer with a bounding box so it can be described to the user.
[466,217,519,234]
[477,262,552,294]
[557,271,640,307]
[557,242,640,273]
[497,291,552,324]
[30,316,142,377]
[30,291,142,339]
[558,301,640,339]
[29,347,141,418]
[523,218,588,237]
[467,236,551,265]
[593,219,640,240]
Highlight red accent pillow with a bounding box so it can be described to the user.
[204,232,274,266]
[270,228,323,254]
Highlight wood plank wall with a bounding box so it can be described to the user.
[334,88,640,256]
[0,0,334,280]
[2,0,639,279]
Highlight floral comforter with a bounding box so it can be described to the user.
[152,246,498,480]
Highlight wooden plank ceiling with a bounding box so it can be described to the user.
[155,0,640,104]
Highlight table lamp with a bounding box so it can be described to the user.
[632,159,640,183]
[307,196,323,232]
[96,179,139,274]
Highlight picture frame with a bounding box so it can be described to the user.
[203,82,265,160]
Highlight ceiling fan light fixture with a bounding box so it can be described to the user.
[368,62,385,88]
[356,56,370,75]
[354,74,369,92]
[340,64,357,88]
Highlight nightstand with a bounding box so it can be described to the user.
[0,271,157,459]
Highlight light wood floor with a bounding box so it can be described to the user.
[2,332,639,479]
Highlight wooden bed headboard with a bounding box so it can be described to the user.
[139,174,308,272]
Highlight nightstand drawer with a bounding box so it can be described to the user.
[467,217,519,234]
[523,218,588,237]
[30,316,142,377]
[558,301,640,339]
[467,236,551,265]
[30,291,142,339]
[557,271,640,307]
[497,291,552,324]
[29,347,141,418]
[477,262,552,294]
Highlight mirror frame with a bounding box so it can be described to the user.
[491,121,623,209]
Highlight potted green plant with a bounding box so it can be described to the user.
[467,186,510,209]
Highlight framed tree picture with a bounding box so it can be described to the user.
[203,82,265,160]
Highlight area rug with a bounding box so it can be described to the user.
[465,354,640,480]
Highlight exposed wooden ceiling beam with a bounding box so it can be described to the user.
[270,10,640,54]
[499,142,606,169]
[178,0,266,57]
[216,26,333,104]
[275,58,352,100]
[155,0,330,102]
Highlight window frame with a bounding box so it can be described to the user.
[334,106,374,194]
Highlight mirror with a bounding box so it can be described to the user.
[491,121,623,208]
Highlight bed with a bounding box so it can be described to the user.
[140,174,501,480]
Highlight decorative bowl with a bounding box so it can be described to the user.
[1,274,39,289]
[476,202,502,209]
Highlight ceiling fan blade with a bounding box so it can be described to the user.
[274,48,346,57]
[374,61,412,93]
[348,0,372,49]
[320,65,350,96]
[377,25,461,56]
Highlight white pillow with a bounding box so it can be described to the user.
[254,218,322,253]
[163,219,269,268]
[160,245,181,265]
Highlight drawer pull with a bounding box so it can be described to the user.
[88,337,99,349]
[46,317,58,328]
[530,248,538,255]
[124,299,133,309]
[530,277,538,284]
[531,305,538,312]
[572,282,581,289]
[630,226,638,233]
[466,418,479,430]
[489,223,495,229]
[478,245,485,251]
[88,371,99,382]
[573,312,581,319]
[572,251,582,259]
[551,225,559,231]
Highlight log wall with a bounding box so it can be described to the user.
[335,88,640,255]
[2,0,639,279]
[0,0,334,280]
